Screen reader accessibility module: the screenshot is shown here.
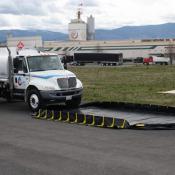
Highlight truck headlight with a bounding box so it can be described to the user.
[76,79,83,88]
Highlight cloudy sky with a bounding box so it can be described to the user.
[0,0,175,32]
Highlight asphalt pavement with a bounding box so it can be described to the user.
[0,99,175,175]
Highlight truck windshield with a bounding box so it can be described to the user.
[27,55,64,72]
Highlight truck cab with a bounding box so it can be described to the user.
[0,47,83,111]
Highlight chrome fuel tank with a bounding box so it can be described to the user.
[0,47,10,80]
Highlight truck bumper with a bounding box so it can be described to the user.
[40,88,83,104]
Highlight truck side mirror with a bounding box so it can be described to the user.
[14,68,18,73]
[61,57,67,70]
[64,63,67,70]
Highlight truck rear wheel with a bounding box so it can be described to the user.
[27,89,42,112]
[6,93,12,102]
[66,96,81,108]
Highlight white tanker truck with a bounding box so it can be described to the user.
[0,46,83,111]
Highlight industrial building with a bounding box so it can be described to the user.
[44,39,175,61]
[7,35,42,48]
[5,5,175,62]
[6,36,175,61]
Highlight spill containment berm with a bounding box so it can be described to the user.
[32,109,175,130]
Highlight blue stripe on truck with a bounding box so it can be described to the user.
[32,74,73,79]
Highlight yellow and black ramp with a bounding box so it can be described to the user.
[33,109,130,129]
[33,109,175,130]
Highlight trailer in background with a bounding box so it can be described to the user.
[73,53,123,66]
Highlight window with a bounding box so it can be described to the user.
[27,55,64,72]
[13,57,28,73]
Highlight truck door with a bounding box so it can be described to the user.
[13,57,30,90]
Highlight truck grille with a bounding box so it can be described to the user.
[57,77,77,89]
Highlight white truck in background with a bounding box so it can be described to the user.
[152,55,170,65]
[0,46,83,111]
[143,54,170,65]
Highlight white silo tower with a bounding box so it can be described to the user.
[87,15,95,40]
[68,3,87,41]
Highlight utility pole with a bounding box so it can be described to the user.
[166,43,175,65]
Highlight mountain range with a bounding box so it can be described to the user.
[1,23,175,42]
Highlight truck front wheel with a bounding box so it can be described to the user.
[27,89,42,112]
[66,97,81,108]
